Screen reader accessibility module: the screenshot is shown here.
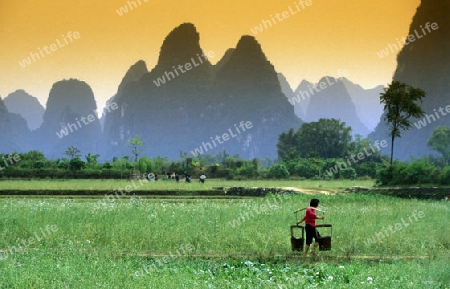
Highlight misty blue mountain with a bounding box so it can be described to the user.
[4,89,45,131]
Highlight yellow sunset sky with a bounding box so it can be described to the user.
[0,0,421,112]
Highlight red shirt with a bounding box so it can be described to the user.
[304,207,317,227]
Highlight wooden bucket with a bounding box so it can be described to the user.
[290,225,304,251]
[316,224,332,251]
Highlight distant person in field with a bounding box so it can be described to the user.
[296,198,325,256]
[185,173,191,183]
[199,173,206,183]
[154,174,158,181]
[175,174,180,182]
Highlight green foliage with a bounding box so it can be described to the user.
[85,153,100,168]
[277,119,354,161]
[376,158,450,186]
[138,157,147,173]
[277,128,299,161]
[33,160,46,169]
[57,158,69,170]
[299,119,353,158]
[235,164,259,179]
[14,150,46,169]
[69,157,86,171]
[269,163,290,179]
[0,147,445,185]
[380,81,426,164]
[285,158,323,179]
[222,157,259,180]
[127,134,145,162]
[152,157,167,174]
[64,146,81,159]
[102,162,112,169]
[427,125,450,163]
[340,167,356,179]
[283,157,382,180]
[356,161,380,178]
[276,128,390,180]
[349,135,384,163]
[440,166,450,185]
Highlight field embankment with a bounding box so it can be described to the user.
[0,179,370,196]
[349,186,450,200]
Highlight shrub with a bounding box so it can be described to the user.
[269,163,290,179]
[376,159,449,186]
[287,158,323,179]
[439,166,450,185]
[58,159,69,170]
[376,165,393,186]
[69,158,86,171]
[355,161,379,178]
[340,167,356,179]
[102,162,112,169]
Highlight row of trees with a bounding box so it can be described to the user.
[275,81,450,183]
[377,158,450,185]
[275,118,386,179]
[0,148,265,180]
[1,136,448,184]
[1,82,449,184]
[2,145,449,184]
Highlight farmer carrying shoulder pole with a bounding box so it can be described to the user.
[296,198,325,256]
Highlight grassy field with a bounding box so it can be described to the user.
[0,190,449,288]
[1,253,448,288]
[0,178,375,191]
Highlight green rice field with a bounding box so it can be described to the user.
[0,180,448,288]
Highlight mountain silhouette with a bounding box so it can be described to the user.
[340,78,384,132]
[0,97,30,153]
[304,77,370,136]
[292,80,314,120]
[210,35,300,158]
[101,60,148,142]
[369,0,450,160]
[214,48,235,75]
[34,79,102,158]
[278,73,306,120]
[103,23,215,159]
[2,21,405,160]
[4,90,45,131]
[102,23,300,160]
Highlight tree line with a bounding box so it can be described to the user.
[1,82,449,185]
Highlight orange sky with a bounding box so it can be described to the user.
[0,0,421,112]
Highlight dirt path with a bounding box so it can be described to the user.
[280,187,339,195]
